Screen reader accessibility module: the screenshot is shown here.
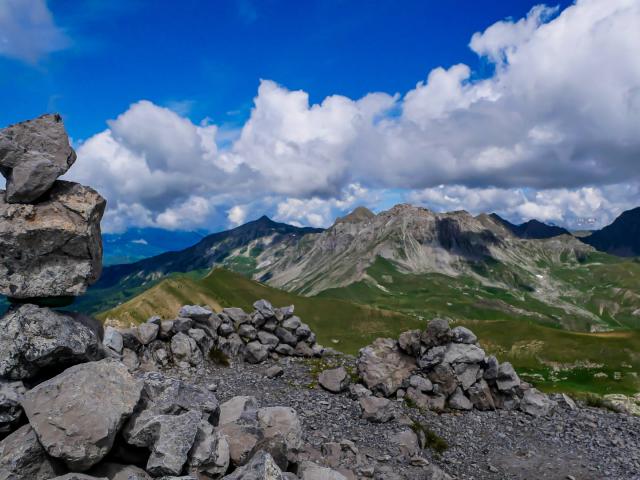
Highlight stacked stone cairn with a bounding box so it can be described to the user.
[104,299,323,372]
[0,115,338,479]
[355,318,555,417]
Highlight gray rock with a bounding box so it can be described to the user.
[467,379,496,411]
[298,461,347,480]
[124,409,201,476]
[219,323,235,337]
[448,387,473,410]
[253,300,276,319]
[392,429,420,458]
[295,323,312,340]
[357,338,416,396]
[172,318,193,333]
[0,424,62,479]
[405,387,446,411]
[483,356,499,380]
[138,371,219,423]
[409,374,433,392]
[348,384,372,400]
[420,318,452,348]
[0,304,104,380]
[223,450,283,479]
[318,367,351,393]
[282,316,301,331]
[520,388,555,417]
[258,331,280,348]
[121,329,142,351]
[294,342,315,357]
[398,329,421,356]
[266,365,284,378]
[274,344,295,356]
[442,343,485,364]
[454,363,481,390]
[263,320,277,332]
[0,181,105,299]
[159,320,175,339]
[275,327,298,347]
[224,308,252,328]
[88,463,151,480]
[451,326,477,344]
[136,323,159,345]
[0,113,76,203]
[121,348,140,372]
[219,396,258,426]
[217,421,261,467]
[427,363,458,396]
[179,305,213,322]
[188,328,211,350]
[418,345,447,369]
[239,324,258,340]
[103,326,124,355]
[171,332,203,366]
[252,312,267,328]
[0,379,25,435]
[187,421,230,478]
[22,359,142,470]
[219,334,245,358]
[256,406,303,455]
[496,362,520,391]
[246,341,270,364]
[359,396,395,423]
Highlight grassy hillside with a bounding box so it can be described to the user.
[99,268,424,354]
[317,256,640,395]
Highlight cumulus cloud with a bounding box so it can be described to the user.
[0,0,69,63]
[71,0,640,232]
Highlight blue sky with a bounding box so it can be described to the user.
[1,0,638,232]
[1,0,570,137]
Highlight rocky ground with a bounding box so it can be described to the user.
[177,356,640,480]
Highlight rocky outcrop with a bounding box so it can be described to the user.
[357,319,556,416]
[0,424,63,479]
[0,181,105,300]
[0,304,104,380]
[0,114,76,204]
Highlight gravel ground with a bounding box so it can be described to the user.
[177,355,640,480]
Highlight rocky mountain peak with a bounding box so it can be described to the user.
[334,206,375,225]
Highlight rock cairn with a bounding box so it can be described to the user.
[103,299,323,372]
[355,318,555,416]
[0,113,105,303]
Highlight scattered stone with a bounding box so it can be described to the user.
[136,323,159,345]
[103,326,124,355]
[298,461,348,480]
[266,365,284,379]
[359,396,395,423]
[496,362,520,391]
[187,421,230,478]
[520,388,556,417]
[0,424,62,479]
[448,387,473,411]
[0,379,26,435]
[318,367,351,393]
[246,341,270,364]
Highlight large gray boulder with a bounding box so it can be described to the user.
[0,180,105,299]
[88,463,151,480]
[357,338,416,396]
[520,388,556,417]
[318,367,350,393]
[21,359,142,471]
[0,304,104,380]
[298,461,347,480]
[0,113,76,203]
[0,424,62,479]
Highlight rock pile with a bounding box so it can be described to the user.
[356,318,556,416]
[103,300,323,371]
[0,113,105,302]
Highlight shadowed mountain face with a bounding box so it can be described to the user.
[581,207,640,257]
[94,216,323,290]
[490,214,571,239]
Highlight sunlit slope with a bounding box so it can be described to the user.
[98,268,423,353]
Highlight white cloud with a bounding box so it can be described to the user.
[71,0,640,232]
[227,205,248,227]
[0,0,69,63]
